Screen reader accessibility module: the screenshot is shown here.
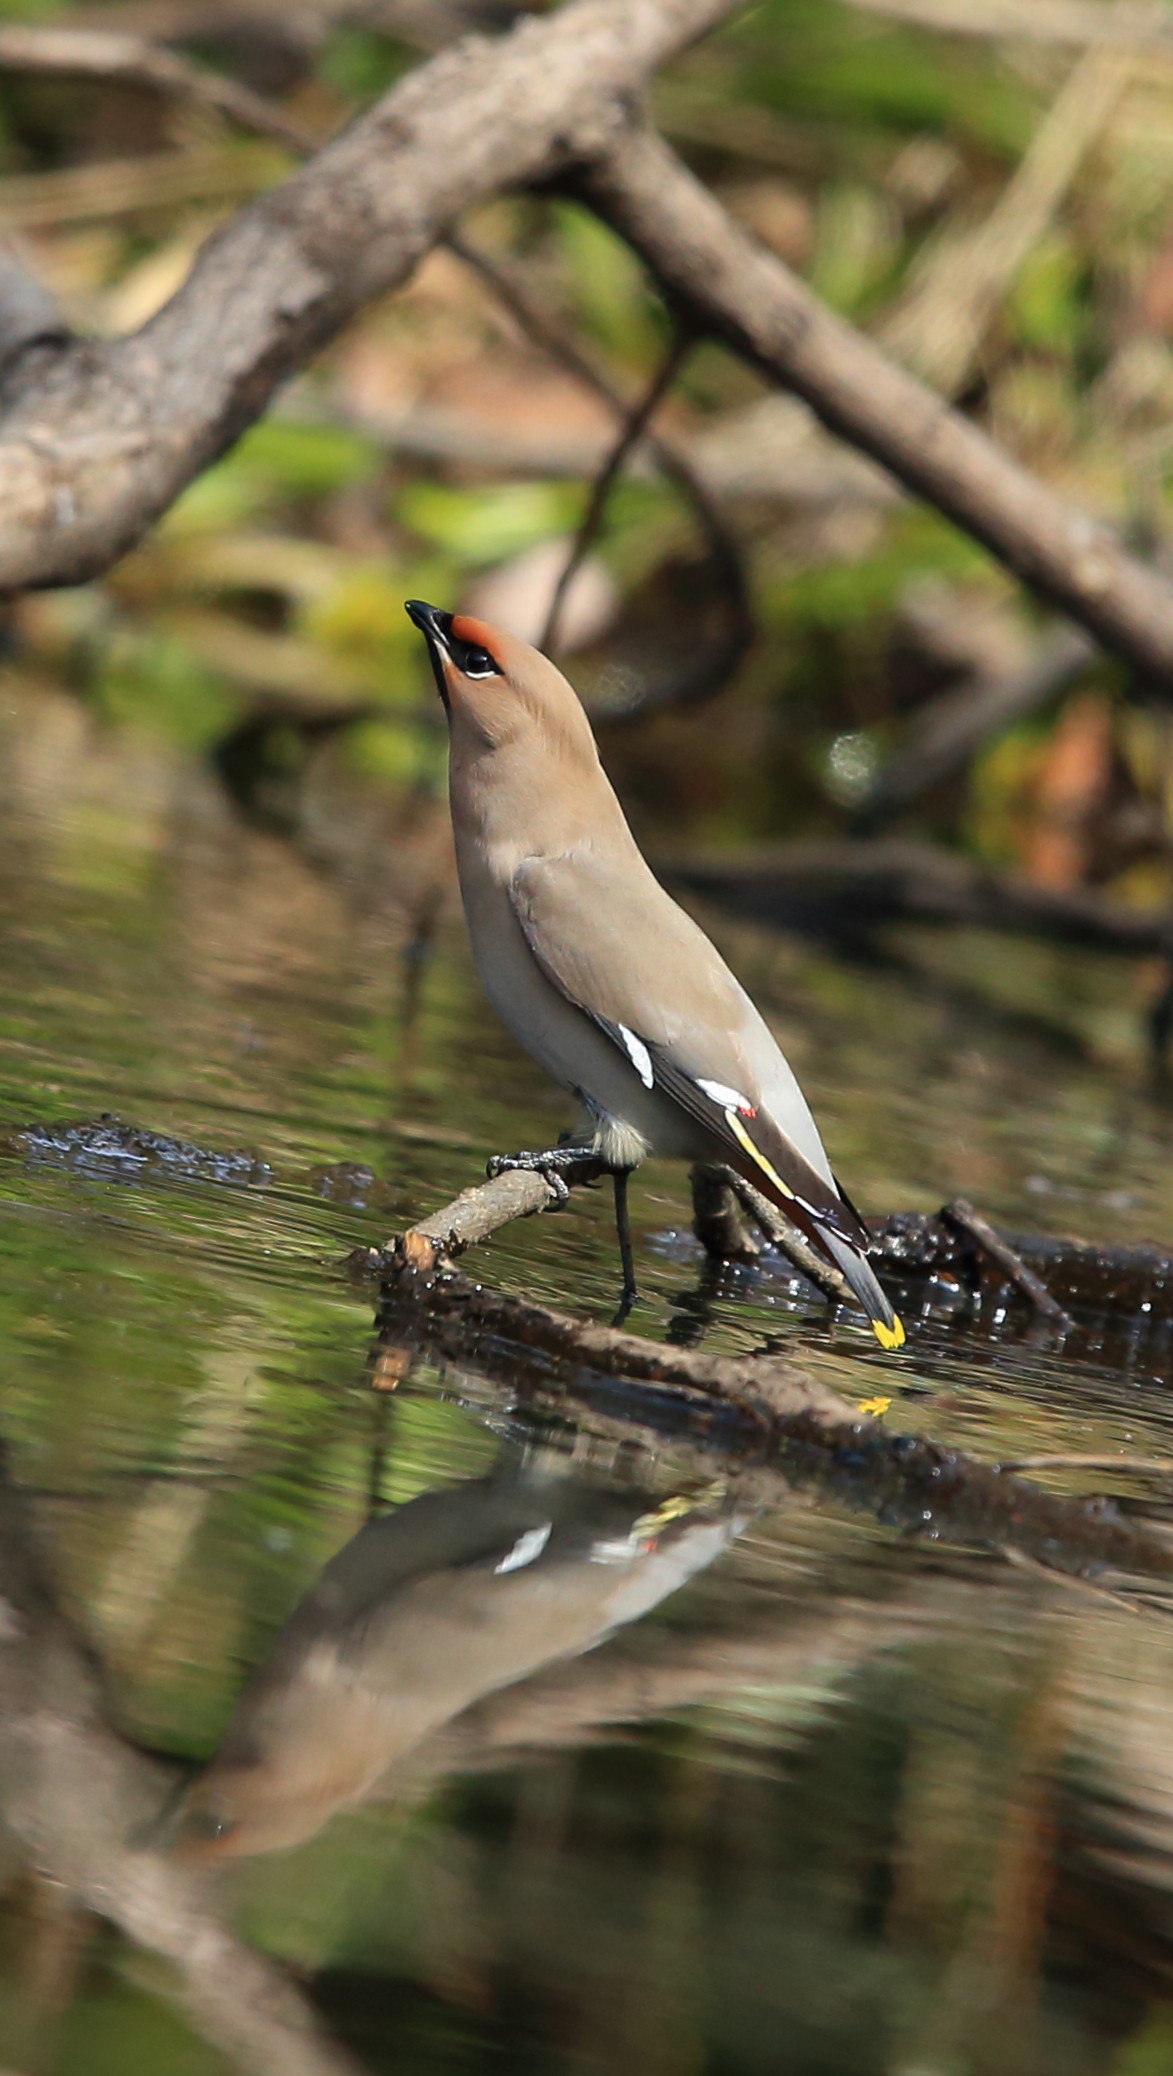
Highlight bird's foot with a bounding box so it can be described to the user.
[610,1281,638,1331]
[486,1145,594,1207]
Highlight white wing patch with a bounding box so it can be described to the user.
[696,1076,753,1114]
[494,1522,552,1575]
[618,1024,654,1089]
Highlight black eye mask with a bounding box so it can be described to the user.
[452,638,501,680]
[405,600,502,709]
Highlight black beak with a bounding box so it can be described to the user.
[405,598,453,709]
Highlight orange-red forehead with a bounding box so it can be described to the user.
[450,613,501,652]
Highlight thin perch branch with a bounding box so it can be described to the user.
[398,1154,608,1274]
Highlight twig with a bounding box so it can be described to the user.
[708,1165,855,1304]
[578,126,1173,700]
[999,1453,1173,1473]
[868,1209,1173,1321]
[0,22,316,154]
[398,1154,609,1274]
[540,330,691,654]
[450,232,753,714]
[942,1197,1074,1324]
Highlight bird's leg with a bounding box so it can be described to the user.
[486,1144,599,1206]
[611,1167,639,1328]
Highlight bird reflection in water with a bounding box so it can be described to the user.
[173,1470,746,1860]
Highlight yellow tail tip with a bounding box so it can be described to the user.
[872,1313,906,1351]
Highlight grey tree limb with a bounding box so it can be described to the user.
[0,0,737,593]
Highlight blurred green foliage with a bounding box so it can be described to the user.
[3,0,1173,881]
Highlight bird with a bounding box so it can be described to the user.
[404,599,904,1350]
[171,1471,742,1859]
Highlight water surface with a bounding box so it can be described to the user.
[2,675,1173,2074]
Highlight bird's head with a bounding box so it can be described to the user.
[405,600,596,762]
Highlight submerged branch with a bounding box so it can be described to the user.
[941,1196,1074,1326]
[362,1215,1173,1593]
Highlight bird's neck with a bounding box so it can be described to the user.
[449,727,632,879]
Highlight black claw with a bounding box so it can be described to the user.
[487,1147,582,1206]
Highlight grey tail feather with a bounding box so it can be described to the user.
[819,1227,897,1330]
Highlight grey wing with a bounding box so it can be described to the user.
[509,848,862,1242]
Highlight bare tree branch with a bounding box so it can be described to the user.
[577,125,1173,696]
[6,0,1173,739]
[0,0,737,593]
